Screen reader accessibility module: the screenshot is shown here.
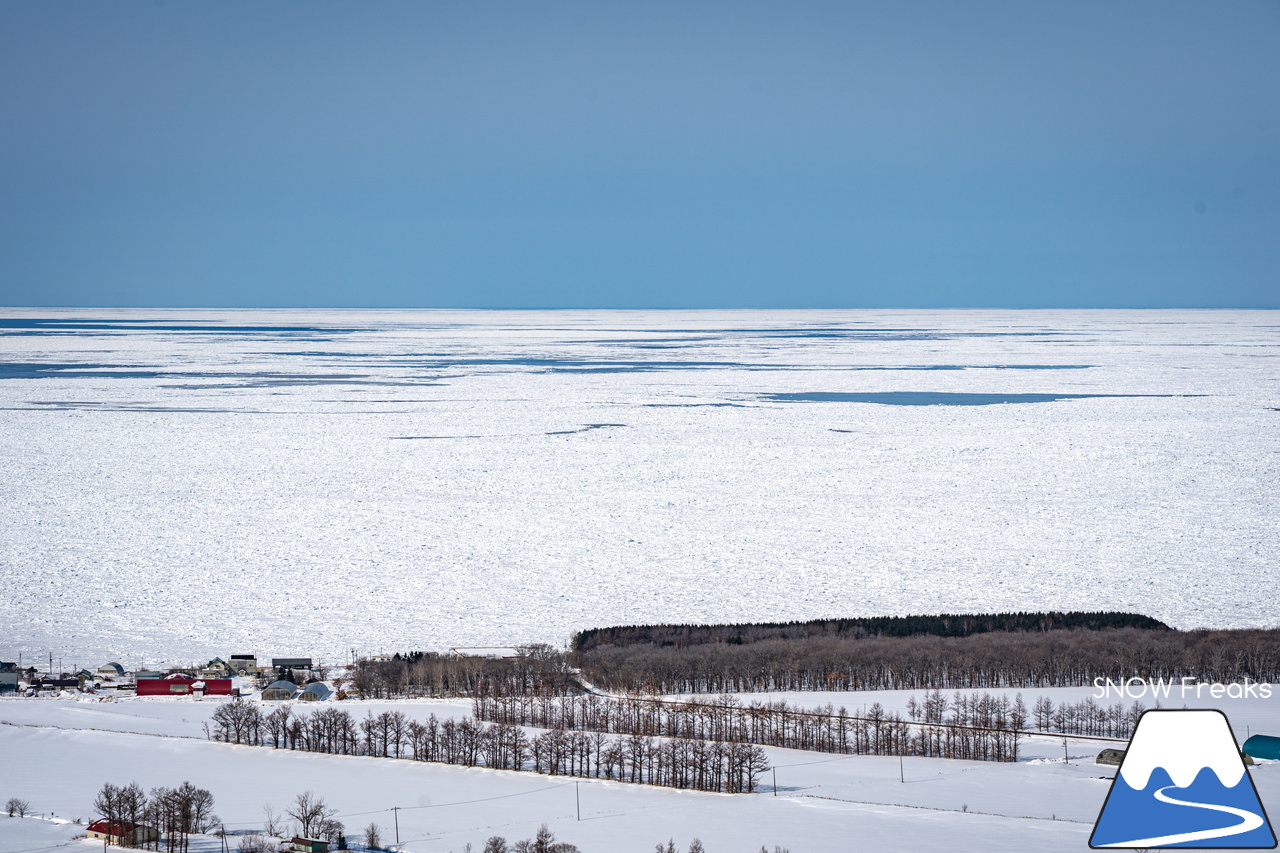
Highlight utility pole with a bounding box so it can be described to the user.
[392,806,400,846]
[772,768,777,796]
[899,754,904,783]
[575,782,580,821]
[1063,738,1069,765]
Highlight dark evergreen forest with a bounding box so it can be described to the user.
[573,612,1170,651]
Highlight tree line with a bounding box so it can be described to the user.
[472,692,1023,763]
[205,701,769,794]
[92,781,216,851]
[346,645,575,699]
[573,628,1280,693]
[573,611,1171,651]
[903,689,1145,740]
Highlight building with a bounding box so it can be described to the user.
[229,654,258,676]
[35,677,78,691]
[298,683,332,702]
[261,680,299,701]
[87,821,159,845]
[1243,735,1280,761]
[202,658,231,679]
[0,662,18,693]
[272,657,313,671]
[97,662,126,678]
[135,674,233,696]
[1095,748,1125,767]
[291,838,329,853]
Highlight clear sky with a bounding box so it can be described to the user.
[1,1,1277,308]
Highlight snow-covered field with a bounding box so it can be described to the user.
[1,308,1278,665]
[11,686,1279,852]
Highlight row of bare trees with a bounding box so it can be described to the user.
[206,703,768,794]
[348,645,575,699]
[575,628,1280,693]
[1028,695,1146,738]
[92,782,215,851]
[473,692,1022,763]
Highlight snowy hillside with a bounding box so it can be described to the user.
[6,687,1279,851]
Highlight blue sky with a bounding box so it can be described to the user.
[1,1,1277,308]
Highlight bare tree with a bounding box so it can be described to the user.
[262,804,284,838]
[512,824,579,853]
[286,791,335,839]
[317,817,345,844]
[6,797,31,817]
[237,835,271,853]
[363,823,382,850]
[484,837,510,853]
[93,782,121,838]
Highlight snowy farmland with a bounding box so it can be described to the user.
[1,308,1278,664]
[7,686,1280,852]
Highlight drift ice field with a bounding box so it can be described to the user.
[1,308,1277,664]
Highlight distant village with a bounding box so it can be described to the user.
[0,654,345,701]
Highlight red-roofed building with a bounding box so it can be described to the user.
[87,820,159,845]
[135,673,232,696]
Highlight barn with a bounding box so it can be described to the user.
[136,674,233,696]
[87,820,159,845]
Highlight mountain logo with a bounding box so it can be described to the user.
[1091,709,1276,848]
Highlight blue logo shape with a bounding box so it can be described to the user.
[1091,709,1276,848]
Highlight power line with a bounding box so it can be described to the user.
[393,782,573,812]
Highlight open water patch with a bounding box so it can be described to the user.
[9,401,270,413]
[545,423,628,436]
[0,363,430,387]
[849,364,1092,371]
[762,392,1187,406]
[0,318,356,336]
[644,402,751,408]
[405,357,755,373]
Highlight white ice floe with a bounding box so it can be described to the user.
[1,308,1277,663]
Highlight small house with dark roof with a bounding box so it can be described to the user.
[229,654,258,676]
[36,677,78,691]
[202,657,231,678]
[291,838,329,853]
